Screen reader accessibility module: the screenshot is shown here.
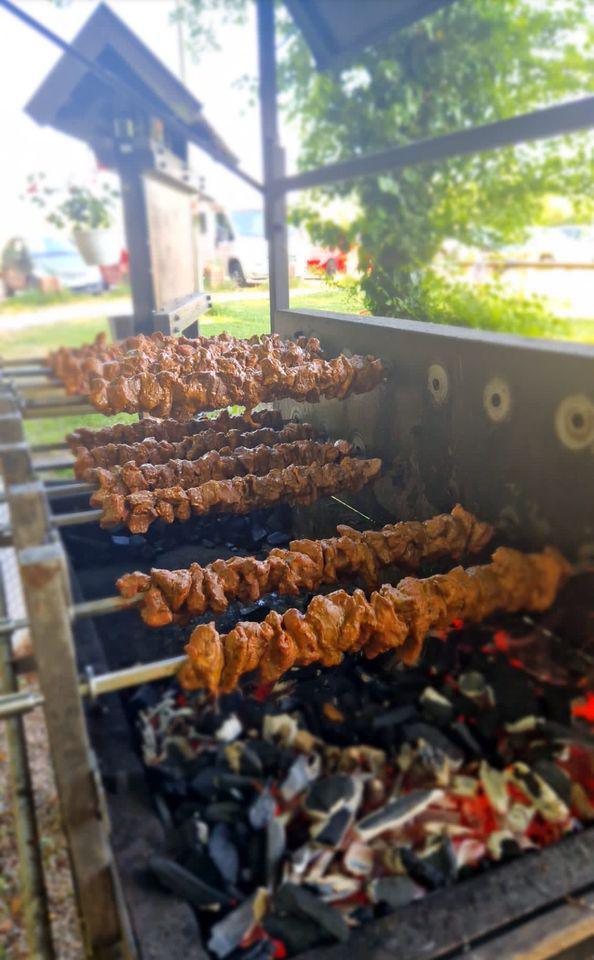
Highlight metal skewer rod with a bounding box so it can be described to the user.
[52,508,104,526]
[1,593,144,639]
[0,356,49,369]
[32,459,75,472]
[31,442,69,453]
[0,481,91,504]
[0,654,186,720]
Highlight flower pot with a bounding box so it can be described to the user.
[72,228,121,266]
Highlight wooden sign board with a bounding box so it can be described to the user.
[144,174,197,309]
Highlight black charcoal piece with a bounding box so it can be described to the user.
[356,790,441,841]
[458,671,488,700]
[263,915,329,955]
[266,816,286,887]
[311,807,352,846]
[403,723,464,763]
[489,661,538,721]
[534,759,572,805]
[420,687,454,724]
[267,531,291,546]
[148,856,232,909]
[304,775,355,817]
[205,801,245,824]
[273,883,349,942]
[209,891,264,958]
[368,876,417,908]
[249,789,277,830]
[371,705,418,729]
[400,846,447,890]
[209,823,240,886]
[449,721,484,758]
[281,754,321,801]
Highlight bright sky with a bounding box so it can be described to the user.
[0,0,296,241]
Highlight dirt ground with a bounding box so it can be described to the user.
[0,677,82,960]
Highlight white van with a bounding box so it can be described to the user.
[196,200,305,286]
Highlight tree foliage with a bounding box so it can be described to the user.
[179,0,594,317]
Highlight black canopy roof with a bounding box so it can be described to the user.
[284,0,456,70]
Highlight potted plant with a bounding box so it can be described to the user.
[24,173,122,266]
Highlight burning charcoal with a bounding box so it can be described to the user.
[534,760,572,806]
[215,714,243,743]
[505,803,535,835]
[304,775,356,819]
[506,763,570,823]
[368,876,417,909]
[402,723,464,764]
[273,883,349,943]
[452,775,479,797]
[236,941,274,960]
[263,915,328,955]
[343,841,373,877]
[338,745,386,778]
[153,793,174,832]
[479,761,509,815]
[266,815,286,886]
[311,807,352,846]
[249,788,277,830]
[420,687,453,725]
[487,831,521,862]
[280,754,321,802]
[209,823,240,887]
[148,855,233,910]
[208,889,268,959]
[310,874,361,903]
[364,777,387,810]
[455,837,486,870]
[356,790,443,842]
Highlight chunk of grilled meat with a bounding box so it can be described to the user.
[100,457,382,533]
[88,353,385,418]
[73,421,317,480]
[89,439,351,504]
[66,408,282,453]
[116,505,493,628]
[179,546,571,693]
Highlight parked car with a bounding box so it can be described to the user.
[306,246,349,277]
[1,235,104,296]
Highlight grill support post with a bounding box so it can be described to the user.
[18,539,134,959]
[0,405,55,959]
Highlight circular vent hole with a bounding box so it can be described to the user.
[432,377,440,391]
[490,392,502,409]
[572,412,585,431]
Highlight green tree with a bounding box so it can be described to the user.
[179,0,594,318]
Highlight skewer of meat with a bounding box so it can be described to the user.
[88,353,385,418]
[88,439,352,502]
[51,331,322,395]
[72,421,317,479]
[116,505,493,627]
[66,408,282,452]
[100,456,382,533]
[179,546,571,693]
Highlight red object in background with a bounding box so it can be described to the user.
[307,246,348,277]
[99,248,129,289]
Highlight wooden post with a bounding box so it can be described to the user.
[257,0,290,329]
[19,540,133,959]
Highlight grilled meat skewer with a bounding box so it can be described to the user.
[100,457,382,533]
[73,421,318,480]
[67,408,283,453]
[117,505,493,627]
[180,546,571,693]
